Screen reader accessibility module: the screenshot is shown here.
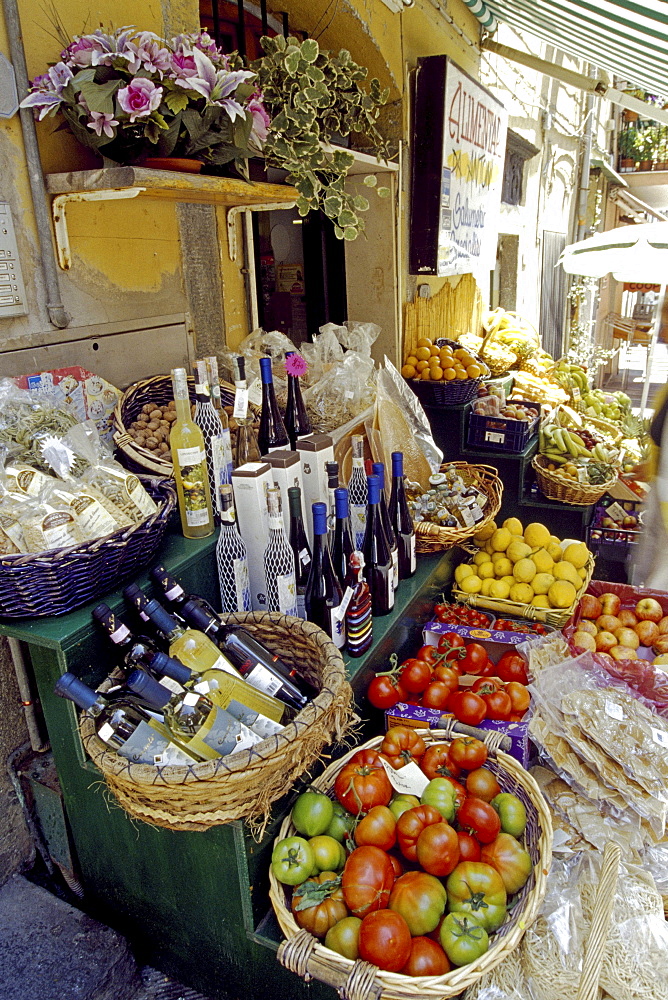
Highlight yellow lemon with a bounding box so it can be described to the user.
[494,557,513,578]
[533,572,556,595]
[481,578,494,596]
[563,541,589,570]
[524,522,551,549]
[502,517,524,536]
[460,575,483,594]
[473,520,497,544]
[479,561,495,580]
[533,595,550,608]
[531,548,554,574]
[507,539,532,563]
[501,575,515,587]
[513,558,537,584]
[578,567,587,580]
[510,582,535,604]
[548,580,577,609]
[474,550,493,566]
[550,535,561,546]
[491,527,512,552]
[553,561,581,588]
[454,563,474,585]
[547,542,563,563]
[491,551,507,565]
[489,579,511,599]
[484,540,495,554]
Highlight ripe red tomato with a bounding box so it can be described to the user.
[421,744,461,780]
[380,726,426,770]
[423,681,455,710]
[471,677,502,694]
[415,645,442,666]
[436,633,466,662]
[399,658,432,694]
[432,663,461,692]
[449,690,487,726]
[505,681,531,714]
[342,846,395,917]
[482,689,512,721]
[465,768,501,803]
[396,804,443,861]
[457,831,481,862]
[335,750,393,815]
[354,806,397,850]
[416,821,460,877]
[400,937,450,977]
[495,652,529,685]
[458,643,489,675]
[448,737,488,771]
[388,853,404,879]
[367,674,407,710]
[457,797,502,844]
[359,910,412,972]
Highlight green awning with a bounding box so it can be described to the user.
[484,0,668,96]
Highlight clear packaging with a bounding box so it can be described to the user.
[375,357,443,474]
[304,351,376,433]
[0,379,79,471]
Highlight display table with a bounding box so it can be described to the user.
[0,529,456,1000]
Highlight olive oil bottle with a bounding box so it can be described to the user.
[170,367,214,538]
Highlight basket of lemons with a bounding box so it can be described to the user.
[452,517,594,628]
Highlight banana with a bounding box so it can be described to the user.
[543,451,568,465]
[562,430,580,458]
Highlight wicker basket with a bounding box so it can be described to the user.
[532,455,618,507]
[0,477,176,619]
[415,463,503,553]
[270,728,552,1000]
[407,374,486,408]
[587,416,623,446]
[79,611,354,837]
[453,554,595,629]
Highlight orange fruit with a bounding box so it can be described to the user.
[439,348,453,362]
[466,364,482,378]
[443,367,456,381]
[429,355,442,367]
[429,345,440,356]
[401,364,417,379]
[416,337,432,349]
[430,366,444,380]
[421,368,433,380]
[416,359,429,372]
[454,349,467,360]
[405,355,418,367]
[455,369,468,380]
[415,346,431,361]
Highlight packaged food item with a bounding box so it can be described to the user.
[3,461,57,498]
[0,379,79,471]
[20,484,86,552]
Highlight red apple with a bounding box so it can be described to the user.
[658,616,668,635]
[618,609,638,628]
[580,595,603,620]
[614,627,640,650]
[635,598,664,623]
[577,619,598,636]
[609,645,634,661]
[572,631,596,652]
[635,620,659,647]
[600,593,621,617]
[653,635,668,655]
[595,631,618,653]
[596,615,621,633]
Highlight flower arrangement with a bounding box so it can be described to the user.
[21,26,269,168]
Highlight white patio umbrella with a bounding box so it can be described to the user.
[559,221,668,412]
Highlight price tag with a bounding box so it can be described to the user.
[652,727,668,749]
[380,758,429,797]
[299,548,310,566]
[605,700,624,721]
[572,386,581,401]
[334,586,355,620]
[233,387,249,420]
[606,502,627,523]
[485,431,505,444]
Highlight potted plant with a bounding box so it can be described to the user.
[20,27,268,171]
[633,126,654,169]
[618,127,637,171]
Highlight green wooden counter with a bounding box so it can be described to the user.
[0,530,456,999]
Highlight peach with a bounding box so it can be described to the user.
[595,631,618,653]
[579,594,603,620]
[635,598,664,623]
[600,593,621,617]
[572,631,596,652]
[618,609,638,628]
[635,620,659,647]
[613,627,640,650]
[596,615,621,633]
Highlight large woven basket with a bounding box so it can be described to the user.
[415,462,503,553]
[532,454,617,507]
[0,477,176,619]
[80,611,354,838]
[270,728,552,1000]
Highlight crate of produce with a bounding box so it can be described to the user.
[412,463,503,554]
[269,729,552,999]
[80,612,353,837]
[587,500,642,562]
[467,399,539,453]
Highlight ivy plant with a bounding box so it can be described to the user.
[252,35,391,240]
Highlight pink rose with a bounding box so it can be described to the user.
[248,93,270,146]
[65,35,110,68]
[117,77,163,122]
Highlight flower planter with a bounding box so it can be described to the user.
[622,110,639,123]
[638,160,653,170]
[619,158,634,172]
[141,157,203,173]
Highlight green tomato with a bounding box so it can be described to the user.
[271,836,315,886]
[326,802,355,843]
[324,916,363,960]
[292,791,334,837]
[309,835,347,872]
[439,912,489,966]
[420,778,456,823]
[446,861,507,932]
[490,793,527,838]
[389,794,421,821]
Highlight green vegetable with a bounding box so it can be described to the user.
[271,836,315,885]
[439,912,489,966]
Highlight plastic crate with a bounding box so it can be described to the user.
[587,498,642,562]
[467,400,539,452]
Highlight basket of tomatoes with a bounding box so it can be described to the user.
[269,729,551,999]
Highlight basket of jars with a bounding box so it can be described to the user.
[409,463,503,553]
[78,611,354,837]
[112,372,260,476]
[268,727,552,1000]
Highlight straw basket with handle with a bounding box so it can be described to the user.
[270,726,552,1000]
[414,462,503,553]
[532,454,618,507]
[79,612,354,839]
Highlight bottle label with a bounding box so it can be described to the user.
[245,662,283,697]
[409,533,417,574]
[391,548,399,590]
[387,573,395,610]
[109,622,130,644]
[211,431,233,498]
[459,504,475,528]
[110,719,174,765]
[233,386,249,420]
[232,558,252,612]
[296,591,307,620]
[329,606,346,648]
[187,707,261,758]
[247,378,263,407]
[160,676,186,696]
[175,449,212,528]
[337,586,355,618]
[209,654,241,678]
[164,583,184,601]
[350,505,367,550]
[226,698,283,738]
[177,446,205,466]
[299,547,310,566]
[276,573,298,616]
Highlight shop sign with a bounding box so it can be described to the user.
[410,56,508,278]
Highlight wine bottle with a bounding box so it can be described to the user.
[326,461,339,533]
[284,352,312,449]
[305,502,345,648]
[216,485,253,613]
[205,355,224,414]
[331,487,355,589]
[92,603,163,675]
[344,551,373,657]
[126,669,261,760]
[193,359,233,516]
[347,434,368,549]
[362,474,395,616]
[233,356,260,466]
[258,357,289,455]
[150,564,218,618]
[288,485,311,620]
[388,451,417,579]
[263,487,298,615]
[170,367,214,538]
[148,651,285,739]
[123,582,177,642]
[54,672,198,766]
[372,462,399,591]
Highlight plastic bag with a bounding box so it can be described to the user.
[375,356,443,475]
[327,320,380,356]
[218,329,298,398]
[304,351,376,433]
[300,325,345,386]
[0,378,79,471]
